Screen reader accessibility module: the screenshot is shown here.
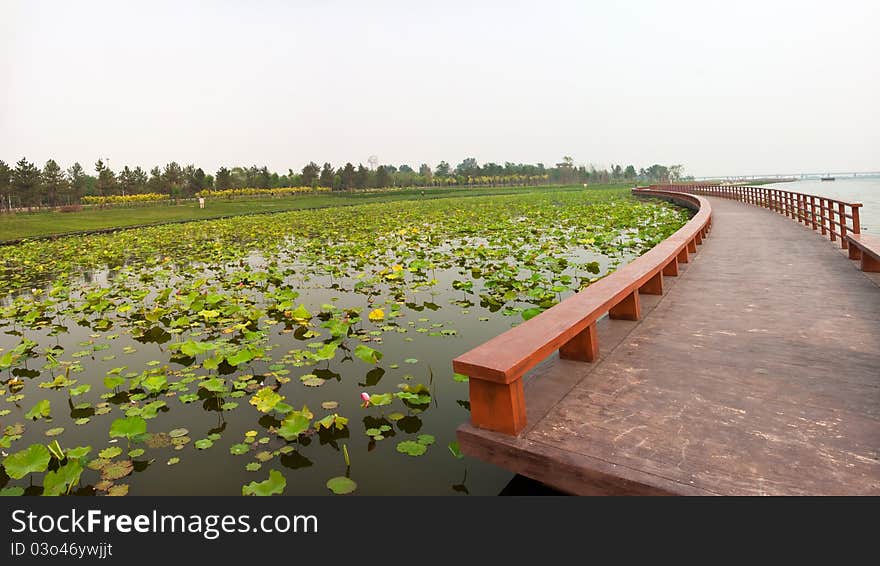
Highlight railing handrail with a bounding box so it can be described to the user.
[453,189,712,435]
[654,183,862,208]
[651,184,861,249]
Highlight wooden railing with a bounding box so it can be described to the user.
[651,184,862,249]
[452,189,712,435]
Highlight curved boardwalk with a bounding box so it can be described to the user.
[459,197,880,495]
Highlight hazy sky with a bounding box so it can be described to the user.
[2,0,878,177]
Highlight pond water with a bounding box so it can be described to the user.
[0,190,689,496]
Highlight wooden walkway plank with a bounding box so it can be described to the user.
[459,197,880,495]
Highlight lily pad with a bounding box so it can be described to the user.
[100,460,134,481]
[326,476,357,495]
[3,444,51,479]
[396,440,427,457]
[242,469,286,496]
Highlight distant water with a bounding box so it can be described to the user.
[766,177,880,234]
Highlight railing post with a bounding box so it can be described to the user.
[662,258,679,276]
[468,377,526,436]
[852,204,861,235]
[838,202,848,249]
[810,196,817,230]
[829,201,837,243]
[819,198,827,236]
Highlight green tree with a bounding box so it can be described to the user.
[624,165,636,180]
[215,167,233,190]
[94,159,116,197]
[0,160,12,211]
[66,162,87,203]
[13,157,42,208]
[147,166,163,193]
[162,162,183,198]
[340,163,356,190]
[418,163,433,184]
[455,157,479,177]
[117,165,136,196]
[131,166,148,193]
[41,159,67,207]
[319,163,335,188]
[435,161,451,177]
[300,162,319,187]
[355,164,369,189]
[375,165,390,188]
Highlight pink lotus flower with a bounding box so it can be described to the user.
[360,392,371,407]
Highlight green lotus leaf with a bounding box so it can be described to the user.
[42,460,83,496]
[242,469,286,496]
[109,417,147,440]
[326,476,357,495]
[25,399,51,420]
[4,444,52,479]
[354,344,383,364]
[396,440,427,457]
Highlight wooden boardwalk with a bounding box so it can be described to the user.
[459,197,880,495]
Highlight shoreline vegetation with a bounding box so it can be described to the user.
[0,184,633,243]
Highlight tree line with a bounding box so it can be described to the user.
[0,156,685,211]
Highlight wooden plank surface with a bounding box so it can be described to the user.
[459,197,880,495]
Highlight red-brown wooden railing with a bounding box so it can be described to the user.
[452,189,711,435]
[650,184,862,249]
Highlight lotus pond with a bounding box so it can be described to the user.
[0,188,688,496]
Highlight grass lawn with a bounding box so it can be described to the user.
[0,184,633,241]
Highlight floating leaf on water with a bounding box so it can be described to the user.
[417,434,435,446]
[44,427,64,437]
[396,440,427,457]
[249,387,284,413]
[74,417,90,425]
[0,486,25,496]
[100,460,134,481]
[43,460,83,496]
[242,469,286,496]
[3,444,51,479]
[353,344,383,364]
[255,450,273,462]
[404,358,418,364]
[25,399,51,420]
[128,448,145,458]
[109,417,147,440]
[194,439,213,450]
[299,374,325,387]
[326,476,357,495]
[66,446,92,460]
[229,443,249,455]
[245,462,262,472]
[87,458,111,471]
[388,412,405,421]
[69,384,91,396]
[5,423,25,436]
[99,447,123,459]
[321,401,338,410]
[107,484,129,496]
[169,428,189,438]
[167,457,180,466]
[145,433,171,449]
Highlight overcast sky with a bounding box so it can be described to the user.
[2,0,878,177]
